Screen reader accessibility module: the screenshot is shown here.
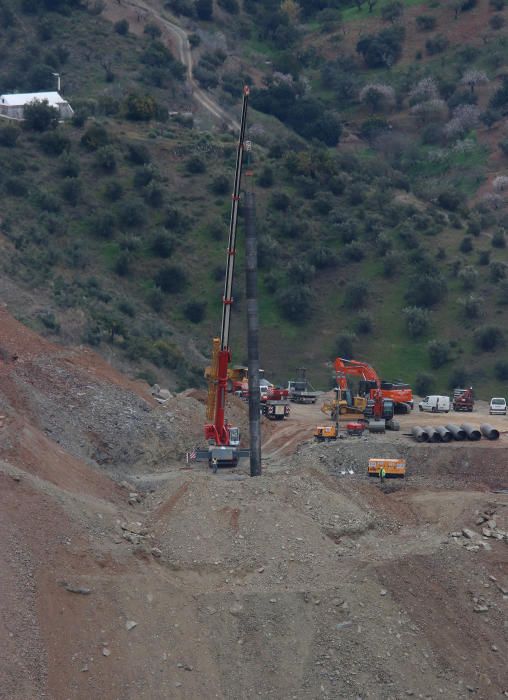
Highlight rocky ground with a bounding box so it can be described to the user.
[0,306,507,700]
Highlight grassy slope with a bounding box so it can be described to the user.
[0,0,507,398]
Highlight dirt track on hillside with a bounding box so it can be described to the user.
[0,307,507,699]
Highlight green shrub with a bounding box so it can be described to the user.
[494,360,508,381]
[60,177,81,205]
[155,264,188,293]
[257,166,274,188]
[147,287,164,311]
[143,183,164,207]
[118,300,135,317]
[183,300,206,323]
[428,339,451,369]
[151,231,174,258]
[477,250,490,265]
[209,173,230,195]
[125,93,157,121]
[490,0,505,8]
[95,145,117,173]
[277,284,313,322]
[4,177,27,196]
[458,266,478,291]
[438,189,463,212]
[89,212,115,238]
[0,125,20,147]
[117,200,147,228]
[492,230,506,248]
[459,236,473,253]
[414,371,434,396]
[81,123,109,151]
[114,19,129,35]
[458,294,481,319]
[489,261,507,282]
[448,367,467,390]
[425,34,449,55]
[489,14,504,29]
[23,100,59,131]
[405,273,447,307]
[127,143,151,165]
[185,155,206,174]
[33,189,60,213]
[59,153,80,177]
[103,181,123,202]
[343,241,365,262]
[415,15,436,31]
[114,252,130,276]
[144,22,161,38]
[334,331,357,359]
[403,306,430,338]
[474,325,504,351]
[355,312,373,335]
[343,281,368,309]
[271,191,290,211]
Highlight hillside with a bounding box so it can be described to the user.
[0,304,507,699]
[1,0,508,397]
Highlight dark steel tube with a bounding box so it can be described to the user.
[445,424,467,441]
[412,426,429,442]
[460,423,482,441]
[245,190,261,477]
[436,426,453,443]
[424,426,442,443]
[480,424,500,440]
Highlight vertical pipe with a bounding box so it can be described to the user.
[245,190,261,477]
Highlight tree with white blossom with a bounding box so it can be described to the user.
[359,83,395,113]
[408,77,438,104]
[461,70,489,94]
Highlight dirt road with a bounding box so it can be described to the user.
[103,0,240,130]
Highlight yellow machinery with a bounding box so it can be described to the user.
[314,424,339,442]
[368,458,406,478]
[321,393,367,421]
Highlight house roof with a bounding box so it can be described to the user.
[0,92,68,107]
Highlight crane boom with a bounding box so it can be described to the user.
[221,86,250,351]
[204,86,250,452]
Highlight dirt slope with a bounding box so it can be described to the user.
[0,307,507,700]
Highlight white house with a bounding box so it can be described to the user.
[0,92,74,121]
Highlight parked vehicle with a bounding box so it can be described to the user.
[453,387,474,412]
[489,397,507,415]
[418,395,450,413]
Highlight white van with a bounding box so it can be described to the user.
[418,395,450,413]
[489,397,506,415]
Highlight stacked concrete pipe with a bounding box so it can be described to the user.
[460,423,482,441]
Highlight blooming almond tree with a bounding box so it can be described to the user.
[461,70,489,94]
[408,77,438,104]
[359,83,395,113]
[493,175,508,193]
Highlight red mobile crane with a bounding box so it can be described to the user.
[334,357,413,414]
[204,87,250,469]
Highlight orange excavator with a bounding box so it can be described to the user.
[334,357,413,414]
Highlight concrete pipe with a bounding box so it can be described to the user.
[445,424,467,441]
[480,423,500,441]
[460,423,482,441]
[424,426,442,443]
[436,426,453,443]
[368,419,386,434]
[411,426,429,442]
